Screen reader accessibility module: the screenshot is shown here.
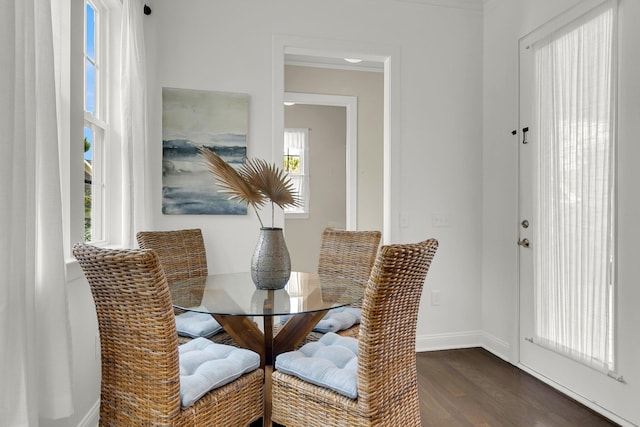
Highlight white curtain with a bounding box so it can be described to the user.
[0,0,73,425]
[533,1,615,372]
[284,128,307,151]
[121,0,149,247]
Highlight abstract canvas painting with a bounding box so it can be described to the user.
[162,87,249,215]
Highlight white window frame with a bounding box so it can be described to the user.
[57,0,123,266]
[284,128,310,219]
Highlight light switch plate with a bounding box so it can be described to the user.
[432,213,450,228]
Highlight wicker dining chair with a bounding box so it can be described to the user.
[310,227,381,340]
[271,238,439,427]
[73,243,264,427]
[136,229,208,285]
[136,228,236,346]
[317,227,381,286]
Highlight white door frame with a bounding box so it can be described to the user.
[272,34,400,243]
[284,92,357,229]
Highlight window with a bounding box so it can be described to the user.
[84,0,107,242]
[55,0,122,260]
[283,128,310,217]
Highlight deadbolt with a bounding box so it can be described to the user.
[521,219,529,229]
[517,238,530,248]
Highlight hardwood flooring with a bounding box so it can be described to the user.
[417,348,619,427]
[268,347,618,427]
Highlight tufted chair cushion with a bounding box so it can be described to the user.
[275,332,359,399]
[179,338,260,408]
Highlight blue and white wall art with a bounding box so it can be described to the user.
[162,87,249,215]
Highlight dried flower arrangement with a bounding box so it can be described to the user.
[198,147,300,228]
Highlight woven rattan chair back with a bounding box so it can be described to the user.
[271,238,439,427]
[73,243,263,426]
[317,227,381,289]
[284,228,381,343]
[357,238,438,424]
[136,228,239,347]
[136,228,208,286]
[74,244,183,424]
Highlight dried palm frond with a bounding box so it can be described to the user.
[198,147,267,226]
[198,147,300,228]
[240,158,299,210]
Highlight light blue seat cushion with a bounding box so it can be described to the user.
[275,332,359,399]
[179,337,260,408]
[280,307,361,333]
[175,308,223,338]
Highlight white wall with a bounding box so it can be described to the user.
[146,0,484,348]
[482,0,640,425]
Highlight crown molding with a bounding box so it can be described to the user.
[391,0,484,12]
[285,58,384,73]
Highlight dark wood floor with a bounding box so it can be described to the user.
[417,348,619,427]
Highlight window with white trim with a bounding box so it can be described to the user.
[84,0,107,242]
[55,0,122,259]
[283,128,310,217]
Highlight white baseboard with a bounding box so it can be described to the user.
[77,400,99,427]
[415,329,482,352]
[416,329,512,362]
[479,330,512,362]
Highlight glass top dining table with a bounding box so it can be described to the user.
[170,271,364,366]
[170,271,365,427]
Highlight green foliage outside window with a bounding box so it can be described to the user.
[84,137,92,241]
[284,155,300,174]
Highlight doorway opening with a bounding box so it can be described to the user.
[272,35,398,245]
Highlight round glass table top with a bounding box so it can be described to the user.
[169,271,364,317]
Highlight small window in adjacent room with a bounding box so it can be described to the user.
[284,128,310,218]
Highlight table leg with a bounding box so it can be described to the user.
[264,315,274,365]
[274,310,328,354]
[211,311,330,427]
[212,315,266,364]
[263,365,273,427]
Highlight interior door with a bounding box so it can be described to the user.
[518,0,622,419]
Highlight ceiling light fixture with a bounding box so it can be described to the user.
[284,101,296,106]
[344,58,363,64]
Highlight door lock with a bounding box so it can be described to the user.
[521,219,529,229]
[517,238,530,248]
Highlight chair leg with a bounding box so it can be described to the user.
[248,419,284,427]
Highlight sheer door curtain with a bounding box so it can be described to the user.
[533,1,615,373]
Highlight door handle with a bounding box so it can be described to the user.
[517,238,530,248]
